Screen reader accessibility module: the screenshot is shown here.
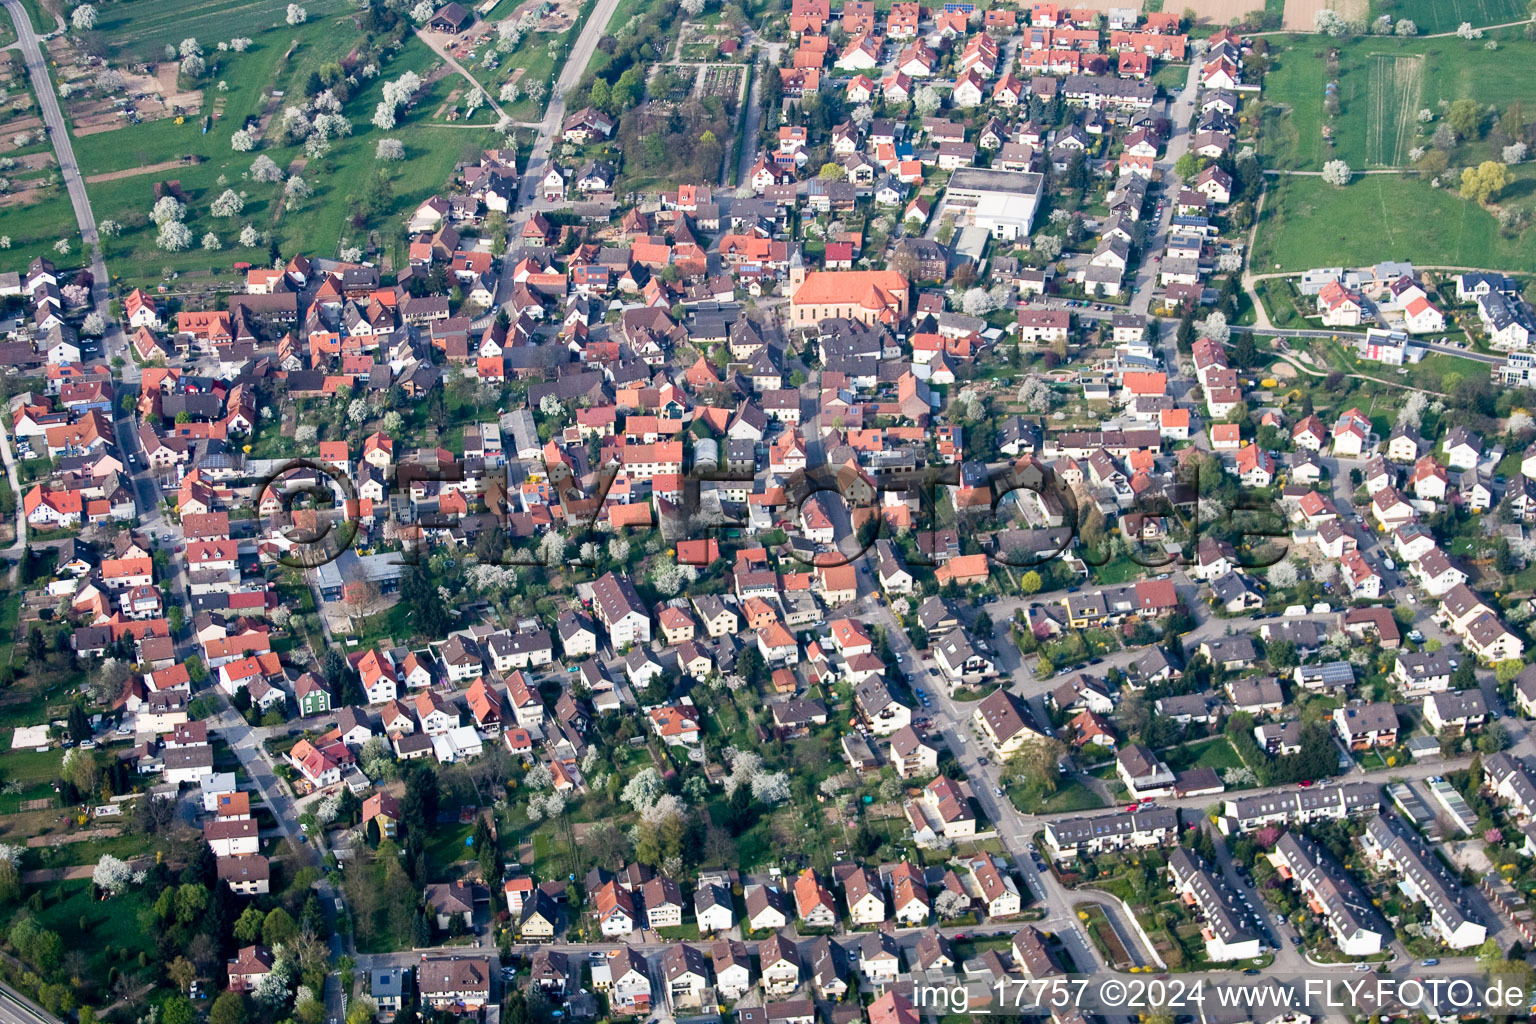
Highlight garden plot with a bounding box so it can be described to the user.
[72,65,203,136]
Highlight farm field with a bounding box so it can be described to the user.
[72,21,499,288]
[1362,51,1422,167]
[1260,32,1536,171]
[94,0,353,65]
[1370,0,1528,35]
[1250,173,1536,273]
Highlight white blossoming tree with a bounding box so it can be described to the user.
[210,188,244,217]
[621,767,666,811]
[1313,9,1347,34]
[538,531,566,565]
[157,221,193,251]
[151,195,186,225]
[286,4,307,24]
[1198,311,1231,343]
[72,4,97,29]
[1321,159,1352,186]
[1267,560,1300,588]
[961,287,996,316]
[250,155,284,183]
[375,138,405,161]
[935,889,970,919]
[93,854,134,895]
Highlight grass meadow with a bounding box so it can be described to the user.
[1370,0,1528,36]
[1260,32,1536,171]
[1250,172,1536,272]
[73,16,499,288]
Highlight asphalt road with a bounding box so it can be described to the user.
[1,0,126,375]
[0,980,62,1024]
[489,0,627,316]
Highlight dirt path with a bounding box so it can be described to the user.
[21,864,95,883]
[85,158,193,184]
[24,826,121,846]
[1254,15,1534,35]
[414,27,511,124]
[1262,168,1412,175]
[1241,186,1272,330]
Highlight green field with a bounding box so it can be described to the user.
[1260,33,1536,171]
[94,0,353,64]
[75,22,499,287]
[14,0,52,35]
[1251,173,1536,273]
[1372,0,1528,36]
[0,182,81,269]
[0,17,77,264]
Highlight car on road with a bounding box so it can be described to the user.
[1354,964,1370,972]
[994,786,1004,797]
[1125,803,1139,813]
[1298,779,1312,787]
[1422,959,1439,967]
